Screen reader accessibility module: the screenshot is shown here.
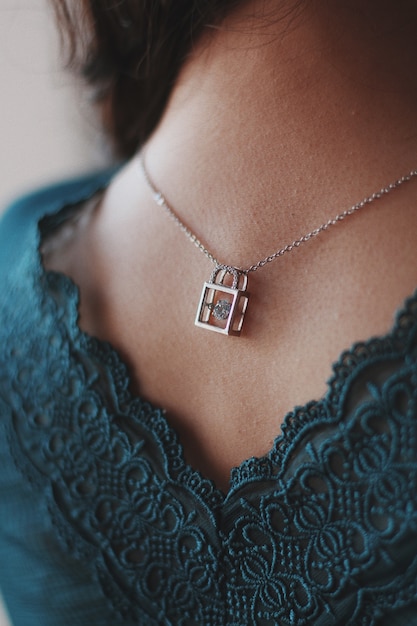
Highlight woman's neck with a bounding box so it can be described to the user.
[143,0,417,266]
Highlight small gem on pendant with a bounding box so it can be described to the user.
[209,299,232,320]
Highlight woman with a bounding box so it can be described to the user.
[1,0,417,623]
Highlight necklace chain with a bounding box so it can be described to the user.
[140,154,417,276]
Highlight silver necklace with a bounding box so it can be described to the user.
[140,154,417,336]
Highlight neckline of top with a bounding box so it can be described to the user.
[32,168,417,509]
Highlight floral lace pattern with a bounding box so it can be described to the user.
[1,189,417,625]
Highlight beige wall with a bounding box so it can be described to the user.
[0,1,109,624]
[0,0,109,210]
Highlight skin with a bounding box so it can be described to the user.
[43,0,417,492]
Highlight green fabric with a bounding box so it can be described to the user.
[1,170,417,625]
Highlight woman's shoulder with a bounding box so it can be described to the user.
[0,167,120,297]
[0,167,120,332]
[0,168,119,250]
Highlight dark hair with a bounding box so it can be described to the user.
[51,0,242,157]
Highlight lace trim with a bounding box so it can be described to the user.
[2,179,417,624]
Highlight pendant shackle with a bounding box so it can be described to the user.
[210,264,243,289]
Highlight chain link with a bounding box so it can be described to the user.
[140,154,417,276]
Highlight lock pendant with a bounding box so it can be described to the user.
[195,266,249,336]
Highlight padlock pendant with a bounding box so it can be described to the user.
[195,267,249,336]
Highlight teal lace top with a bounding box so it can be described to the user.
[1,170,417,626]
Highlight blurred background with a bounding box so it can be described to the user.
[0,0,109,211]
[0,0,109,623]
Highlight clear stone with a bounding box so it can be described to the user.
[212,299,231,320]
